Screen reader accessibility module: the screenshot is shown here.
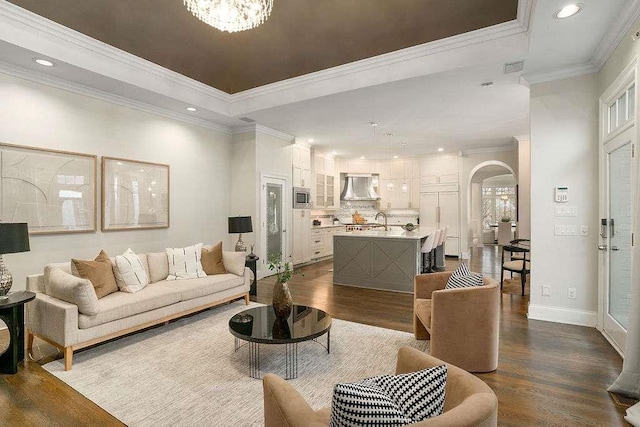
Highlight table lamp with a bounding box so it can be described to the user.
[228,216,252,252]
[0,223,30,300]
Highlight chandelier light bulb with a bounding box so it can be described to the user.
[183,0,273,33]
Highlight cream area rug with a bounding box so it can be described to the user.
[43,301,429,426]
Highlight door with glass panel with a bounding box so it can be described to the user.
[261,176,287,273]
[602,132,634,352]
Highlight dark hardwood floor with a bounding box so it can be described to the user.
[0,246,631,426]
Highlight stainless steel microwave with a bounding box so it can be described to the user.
[293,187,311,209]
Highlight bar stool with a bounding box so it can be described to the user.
[420,231,437,273]
[434,227,448,271]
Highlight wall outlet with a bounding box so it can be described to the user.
[542,285,550,296]
[568,287,577,299]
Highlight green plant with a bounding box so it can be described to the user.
[501,216,511,222]
[268,253,294,283]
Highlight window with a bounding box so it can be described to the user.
[482,185,516,229]
[608,83,635,134]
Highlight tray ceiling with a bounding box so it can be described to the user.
[8,0,518,94]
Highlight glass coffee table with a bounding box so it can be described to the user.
[229,305,331,379]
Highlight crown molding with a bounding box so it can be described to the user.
[232,124,295,141]
[230,19,530,106]
[0,60,233,134]
[462,145,517,155]
[591,0,640,70]
[521,62,598,85]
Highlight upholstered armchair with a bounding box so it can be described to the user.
[263,346,498,427]
[414,271,500,373]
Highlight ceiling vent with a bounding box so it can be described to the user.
[239,117,256,123]
[503,61,524,74]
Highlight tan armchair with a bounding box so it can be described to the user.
[414,271,500,373]
[263,346,498,427]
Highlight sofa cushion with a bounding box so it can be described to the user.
[71,250,119,298]
[166,243,207,280]
[445,263,483,289]
[414,299,432,330]
[223,251,246,276]
[47,267,100,316]
[147,252,169,283]
[202,242,227,275]
[329,365,447,426]
[78,285,181,329]
[43,262,74,294]
[160,273,244,301]
[114,249,149,293]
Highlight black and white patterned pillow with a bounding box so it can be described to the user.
[445,263,483,289]
[329,365,447,427]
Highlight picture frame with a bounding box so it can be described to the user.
[102,157,170,231]
[0,142,97,234]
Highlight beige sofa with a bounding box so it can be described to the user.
[26,250,250,370]
[414,272,500,373]
[263,346,498,426]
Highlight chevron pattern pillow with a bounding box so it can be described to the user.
[329,364,447,426]
[445,263,483,289]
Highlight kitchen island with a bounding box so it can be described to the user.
[333,227,435,293]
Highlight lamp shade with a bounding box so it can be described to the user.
[228,216,253,234]
[0,223,30,255]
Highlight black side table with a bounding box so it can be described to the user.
[245,255,259,296]
[0,291,36,374]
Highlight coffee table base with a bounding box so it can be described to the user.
[234,330,330,380]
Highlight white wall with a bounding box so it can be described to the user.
[529,73,599,326]
[517,138,531,238]
[230,130,258,253]
[0,73,232,291]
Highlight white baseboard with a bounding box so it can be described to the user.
[527,304,597,327]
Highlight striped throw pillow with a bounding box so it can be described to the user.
[114,248,149,292]
[445,263,483,289]
[329,365,447,426]
[166,243,207,280]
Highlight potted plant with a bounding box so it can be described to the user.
[501,216,511,223]
[268,253,294,318]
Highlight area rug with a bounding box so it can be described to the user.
[501,275,530,295]
[43,301,428,426]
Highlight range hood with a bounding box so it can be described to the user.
[340,174,380,201]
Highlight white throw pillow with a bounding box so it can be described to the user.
[114,248,149,293]
[166,243,207,280]
[223,251,246,276]
[46,267,100,316]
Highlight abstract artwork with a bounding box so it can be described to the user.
[102,157,169,231]
[0,143,97,234]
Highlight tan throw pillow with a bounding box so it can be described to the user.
[71,250,119,298]
[202,242,227,275]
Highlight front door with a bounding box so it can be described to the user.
[601,129,634,353]
[261,176,287,275]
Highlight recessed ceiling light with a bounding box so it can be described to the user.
[369,122,379,127]
[555,3,582,19]
[34,59,54,67]
[393,155,399,159]
[186,107,197,112]
[437,147,444,152]
[360,156,365,160]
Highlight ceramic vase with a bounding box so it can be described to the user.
[272,281,292,318]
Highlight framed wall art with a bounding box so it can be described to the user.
[102,157,170,231]
[0,143,97,234]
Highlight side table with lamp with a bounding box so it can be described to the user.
[0,222,35,374]
[229,216,258,296]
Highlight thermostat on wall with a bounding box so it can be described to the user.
[555,186,568,203]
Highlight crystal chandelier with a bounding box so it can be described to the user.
[183,0,273,33]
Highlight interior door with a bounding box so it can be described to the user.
[262,176,287,271]
[601,130,634,352]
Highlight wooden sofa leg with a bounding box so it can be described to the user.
[64,347,73,371]
[244,293,250,305]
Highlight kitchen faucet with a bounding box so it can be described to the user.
[375,211,388,231]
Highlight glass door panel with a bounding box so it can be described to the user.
[266,182,284,260]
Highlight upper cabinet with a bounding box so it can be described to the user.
[292,144,311,188]
[377,159,420,209]
[313,150,338,209]
[420,155,459,192]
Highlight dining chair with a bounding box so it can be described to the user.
[500,243,530,295]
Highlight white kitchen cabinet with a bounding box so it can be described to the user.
[310,227,341,259]
[292,209,311,264]
[292,144,311,188]
[420,155,459,191]
[419,191,460,257]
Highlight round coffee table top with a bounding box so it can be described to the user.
[229,305,331,344]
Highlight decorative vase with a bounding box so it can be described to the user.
[271,316,291,339]
[272,281,292,318]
